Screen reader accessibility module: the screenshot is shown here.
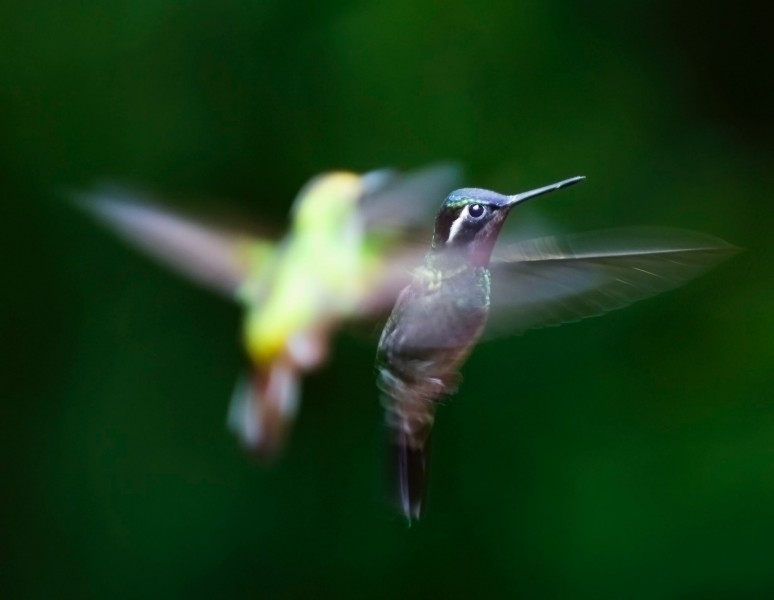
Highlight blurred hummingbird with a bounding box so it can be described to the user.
[376,176,737,521]
[77,164,460,459]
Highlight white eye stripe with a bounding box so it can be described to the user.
[446,205,469,242]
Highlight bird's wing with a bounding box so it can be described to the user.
[487,227,738,337]
[75,185,275,299]
[352,163,463,318]
[360,162,463,233]
[354,246,429,319]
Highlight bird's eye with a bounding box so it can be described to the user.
[468,204,485,219]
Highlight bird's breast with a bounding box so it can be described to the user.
[377,267,490,393]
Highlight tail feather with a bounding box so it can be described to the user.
[389,419,433,522]
[227,358,300,461]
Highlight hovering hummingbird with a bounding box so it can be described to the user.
[376,176,737,521]
[77,164,460,459]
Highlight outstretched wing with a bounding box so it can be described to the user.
[75,185,275,298]
[487,227,738,336]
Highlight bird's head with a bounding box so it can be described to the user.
[431,176,585,267]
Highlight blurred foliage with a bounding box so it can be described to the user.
[1,0,772,598]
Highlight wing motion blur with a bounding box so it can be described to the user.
[75,185,273,298]
[488,227,739,336]
[354,164,464,316]
[360,162,463,233]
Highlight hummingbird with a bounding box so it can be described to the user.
[376,176,737,521]
[77,164,460,459]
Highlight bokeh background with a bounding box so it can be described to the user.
[2,1,773,598]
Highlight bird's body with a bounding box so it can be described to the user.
[231,172,374,455]
[376,176,737,520]
[376,179,585,518]
[377,262,489,515]
[377,263,489,431]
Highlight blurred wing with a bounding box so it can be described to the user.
[488,227,739,336]
[360,162,463,232]
[355,246,429,318]
[75,186,274,298]
[351,163,463,320]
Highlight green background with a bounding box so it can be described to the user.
[2,1,772,598]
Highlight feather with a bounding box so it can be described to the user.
[487,227,739,335]
[360,162,463,232]
[74,185,272,297]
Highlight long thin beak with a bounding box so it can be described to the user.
[507,175,585,207]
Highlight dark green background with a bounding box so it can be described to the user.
[2,1,772,598]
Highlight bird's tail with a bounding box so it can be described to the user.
[227,357,300,461]
[388,414,434,522]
